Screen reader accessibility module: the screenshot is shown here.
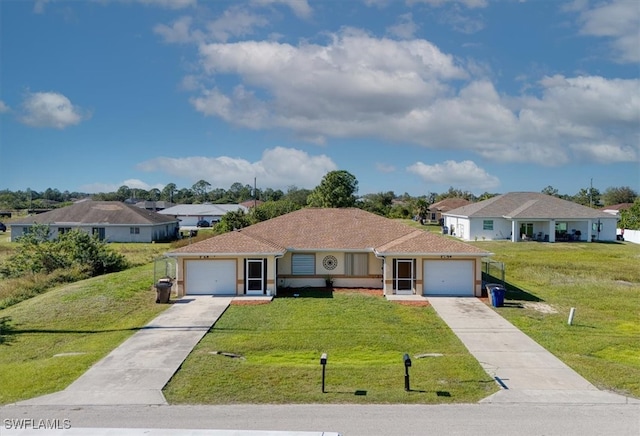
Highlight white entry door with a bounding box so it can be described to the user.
[423,260,474,296]
[185,260,236,295]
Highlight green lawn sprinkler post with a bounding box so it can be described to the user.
[403,353,412,391]
[320,353,328,393]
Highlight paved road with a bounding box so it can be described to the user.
[1,404,639,436]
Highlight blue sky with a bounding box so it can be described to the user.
[1,0,638,197]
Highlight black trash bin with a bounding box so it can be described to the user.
[155,279,173,304]
[486,284,506,307]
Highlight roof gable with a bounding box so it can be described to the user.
[12,201,178,226]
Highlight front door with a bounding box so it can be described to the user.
[246,259,265,294]
[92,227,106,241]
[395,259,414,294]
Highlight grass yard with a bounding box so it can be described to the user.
[163,290,497,404]
[0,263,168,405]
[469,240,640,398]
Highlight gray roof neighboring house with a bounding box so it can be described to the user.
[159,204,248,217]
[11,201,179,226]
[444,192,614,220]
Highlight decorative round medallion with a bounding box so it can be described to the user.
[322,255,338,270]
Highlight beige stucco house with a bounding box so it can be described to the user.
[167,208,491,298]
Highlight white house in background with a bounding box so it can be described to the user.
[159,204,248,228]
[166,208,492,298]
[10,200,179,243]
[443,192,618,243]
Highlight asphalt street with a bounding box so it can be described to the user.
[1,403,639,436]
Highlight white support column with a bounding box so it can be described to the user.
[511,220,518,242]
[549,220,556,243]
[587,220,593,242]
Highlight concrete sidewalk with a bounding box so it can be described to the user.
[18,296,233,406]
[427,297,638,404]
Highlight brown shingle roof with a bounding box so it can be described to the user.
[170,208,489,256]
[12,201,178,225]
[428,198,471,212]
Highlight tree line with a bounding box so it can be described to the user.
[0,173,637,216]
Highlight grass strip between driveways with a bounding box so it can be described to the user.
[0,264,168,405]
[163,291,497,404]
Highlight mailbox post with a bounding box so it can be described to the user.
[320,353,328,393]
[403,353,412,391]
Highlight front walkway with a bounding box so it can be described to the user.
[427,297,638,404]
[18,296,234,406]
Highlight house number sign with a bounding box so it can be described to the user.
[323,255,338,270]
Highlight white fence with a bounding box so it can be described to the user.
[621,229,640,244]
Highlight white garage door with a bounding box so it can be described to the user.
[423,260,474,296]
[185,260,236,295]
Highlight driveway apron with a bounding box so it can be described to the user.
[18,296,232,406]
[427,297,637,404]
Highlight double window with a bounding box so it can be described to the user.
[345,253,368,276]
[130,227,140,234]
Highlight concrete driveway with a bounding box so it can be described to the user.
[18,296,233,406]
[427,297,638,404]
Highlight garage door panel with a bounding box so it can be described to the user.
[186,260,236,295]
[423,260,473,296]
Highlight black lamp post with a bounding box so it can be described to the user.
[403,353,412,391]
[320,353,328,393]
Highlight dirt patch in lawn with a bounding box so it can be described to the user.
[523,301,558,314]
[393,300,431,307]
[230,300,271,306]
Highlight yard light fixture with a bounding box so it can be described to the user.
[403,353,412,392]
[320,353,328,393]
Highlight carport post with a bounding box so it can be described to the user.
[403,353,412,391]
[320,353,327,393]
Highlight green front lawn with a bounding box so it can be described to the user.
[0,264,168,404]
[164,291,497,404]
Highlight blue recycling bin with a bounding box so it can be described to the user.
[486,284,505,307]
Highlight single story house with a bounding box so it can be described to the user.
[426,198,471,224]
[442,192,618,243]
[166,208,491,298]
[159,204,248,228]
[10,200,179,243]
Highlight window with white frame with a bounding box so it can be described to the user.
[345,253,368,276]
[130,227,140,234]
[292,253,315,275]
[483,220,494,230]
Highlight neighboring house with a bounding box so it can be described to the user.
[159,204,248,228]
[240,199,264,209]
[426,198,471,224]
[601,203,632,217]
[442,192,618,243]
[10,200,179,243]
[134,200,175,211]
[166,208,491,298]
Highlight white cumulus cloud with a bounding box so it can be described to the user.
[0,100,10,113]
[19,91,89,129]
[574,0,640,63]
[251,0,313,19]
[137,146,337,189]
[407,160,499,191]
